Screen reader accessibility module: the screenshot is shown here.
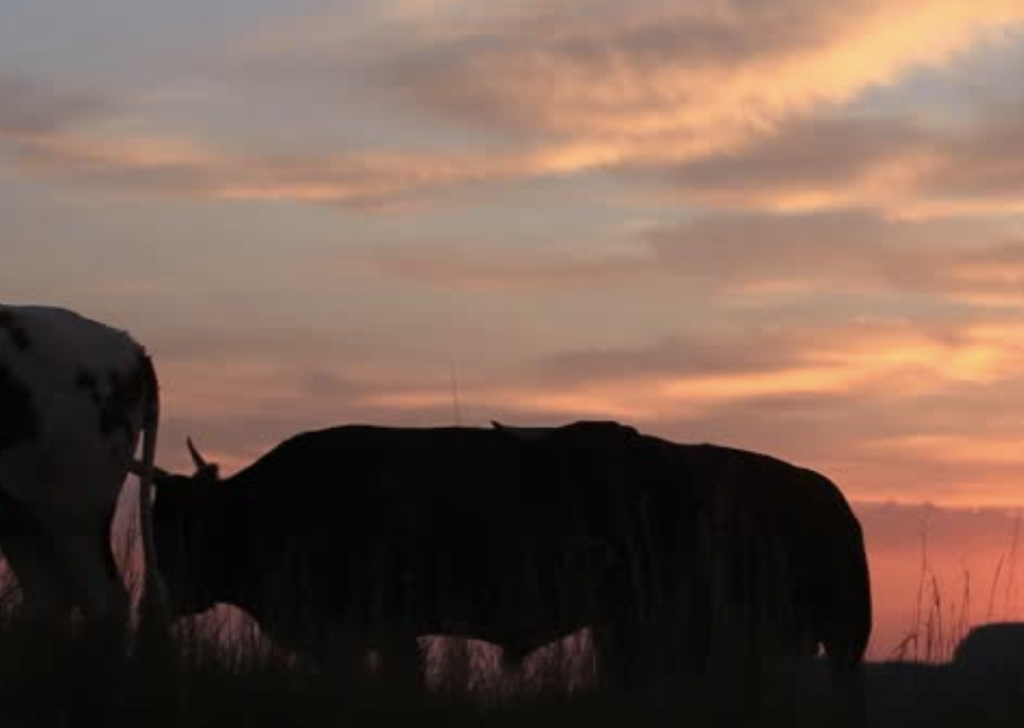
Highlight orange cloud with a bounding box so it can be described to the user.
[634,111,1024,219]
[866,434,1024,468]
[335,0,1024,167]
[366,210,1024,314]
[8,128,534,207]
[6,2,1024,211]
[355,316,1024,428]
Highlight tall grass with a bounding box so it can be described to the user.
[0,488,1021,726]
[891,511,1024,664]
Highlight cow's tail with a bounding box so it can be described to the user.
[832,519,872,728]
[136,351,169,628]
[821,493,872,728]
[846,520,873,668]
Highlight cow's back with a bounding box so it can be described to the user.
[0,304,148,510]
[219,423,641,653]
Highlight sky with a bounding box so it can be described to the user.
[4,0,1024,660]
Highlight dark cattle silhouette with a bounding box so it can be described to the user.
[491,420,871,696]
[145,420,870,690]
[0,303,162,634]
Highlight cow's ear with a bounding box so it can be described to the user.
[129,459,171,481]
[196,462,220,483]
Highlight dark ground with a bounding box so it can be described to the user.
[0,610,1021,728]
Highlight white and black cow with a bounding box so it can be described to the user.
[0,303,161,631]
[146,420,871,694]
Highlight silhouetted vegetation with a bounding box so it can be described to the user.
[0,501,1020,727]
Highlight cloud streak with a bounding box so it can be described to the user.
[366,209,1024,309]
[628,101,1024,217]
[5,1,1024,213]
[148,307,1024,507]
[0,74,112,136]
[307,0,1024,146]
[6,129,528,208]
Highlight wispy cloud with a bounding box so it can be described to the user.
[365,209,1024,307]
[258,0,1022,146]
[627,100,1024,217]
[5,1,1024,211]
[644,212,1024,301]
[6,128,528,208]
[148,306,1024,505]
[0,74,113,136]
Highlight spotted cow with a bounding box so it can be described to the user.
[0,303,161,632]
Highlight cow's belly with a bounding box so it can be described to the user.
[398,556,599,656]
[238,516,611,662]
[252,569,594,660]
[0,400,137,513]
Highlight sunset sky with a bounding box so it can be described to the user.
[5,0,1024,659]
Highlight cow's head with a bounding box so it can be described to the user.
[147,437,225,617]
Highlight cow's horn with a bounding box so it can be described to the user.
[186,436,210,471]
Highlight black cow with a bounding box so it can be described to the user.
[145,420,871,692]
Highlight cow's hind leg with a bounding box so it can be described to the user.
[45,504,133,726]
[823,653,867,728]
[820,609,870,728]
[0,489,75,627]
[41,506,130,654]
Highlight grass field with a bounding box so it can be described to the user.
[0,599,1020,728]
[0,520,1022,728]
